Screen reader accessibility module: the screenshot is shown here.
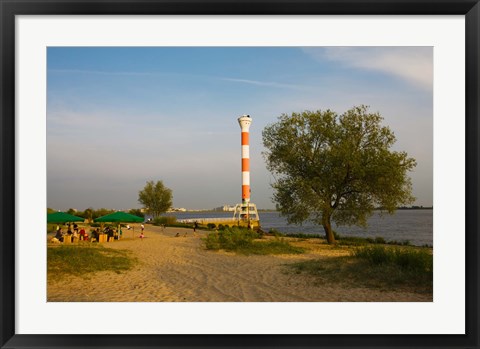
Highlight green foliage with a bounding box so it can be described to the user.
[289,245,432,293]
[262,106,416,243]
[207,223,216,229]
[138,180,173,218]
[82,207,94,222]
[203,227,305,255]
[267,228,284,237]
[47,245,135,280]
[352,245,433,272]
[92,208,115,220]
[128,208,145,218]
[332,230,341,240]
[153,216,177,226]
[67,208,77,215]
[285,233,324,239]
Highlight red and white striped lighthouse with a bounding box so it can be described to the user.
[238,115,252,204]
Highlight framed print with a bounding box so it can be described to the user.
[1,0,479,348]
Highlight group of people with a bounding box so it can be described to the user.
[51,222,148,243]
[90,226,122,242]
[54,223,89,242]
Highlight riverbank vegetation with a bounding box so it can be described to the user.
[289,245,432,293]
[203,227,305,255]
[47,245,136,281]
[269,229,432,248]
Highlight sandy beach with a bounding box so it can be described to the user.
[47,225,432,302]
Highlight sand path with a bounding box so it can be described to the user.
[48,225,432,302]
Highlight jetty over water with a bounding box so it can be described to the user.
[179,217,260,229]
[179,203,260,229]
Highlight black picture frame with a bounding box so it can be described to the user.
[1,1,478,348]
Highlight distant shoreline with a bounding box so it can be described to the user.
[169,207,433,213]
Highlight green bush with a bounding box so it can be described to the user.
[268,228,282,236]
[204,227,259,250]
[203,227,304,255]
[337,236,370,246]
[332,230,341,240]
[207,223,216,229]
[153,216,177,226]
[352,245,432,272]
[286,233,322,239]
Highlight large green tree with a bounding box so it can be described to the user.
[262,106,416,244]
[138,180,173,218]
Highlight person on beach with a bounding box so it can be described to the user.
[139,232,144,240]
[73,223,78,234]
[55,229,64,243]
[141,224,145,233]
[79,228,86,241]
[193,221,198,232]
[107,228,114,242]
[91,228,99,242]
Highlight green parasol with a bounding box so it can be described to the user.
[47,211,84,223]
[94,211,144,240]
[94,211,143,223]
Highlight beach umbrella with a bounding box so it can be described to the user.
[94,211,144,240]
[47,211,84,224]
[94,211,143,223]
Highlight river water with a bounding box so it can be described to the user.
[164,210,433,247]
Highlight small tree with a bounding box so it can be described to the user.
[262,106,416,244]
[92,208,114,220]
[83,207,94,223]
[128,208,145,218]
[138,180,173,218]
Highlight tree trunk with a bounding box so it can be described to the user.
[322,210,336,244]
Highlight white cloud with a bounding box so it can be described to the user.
[220,77,307,90]
[303,47,433,90]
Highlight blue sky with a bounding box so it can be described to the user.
[47,47,433,211]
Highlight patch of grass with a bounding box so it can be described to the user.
[336,235,413,247]
[288,245,432,293]
[152,216,192,229]
[203,227,305,255]
[284,233,324,239]
[48,245,136,280]
[353,245,432,272]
